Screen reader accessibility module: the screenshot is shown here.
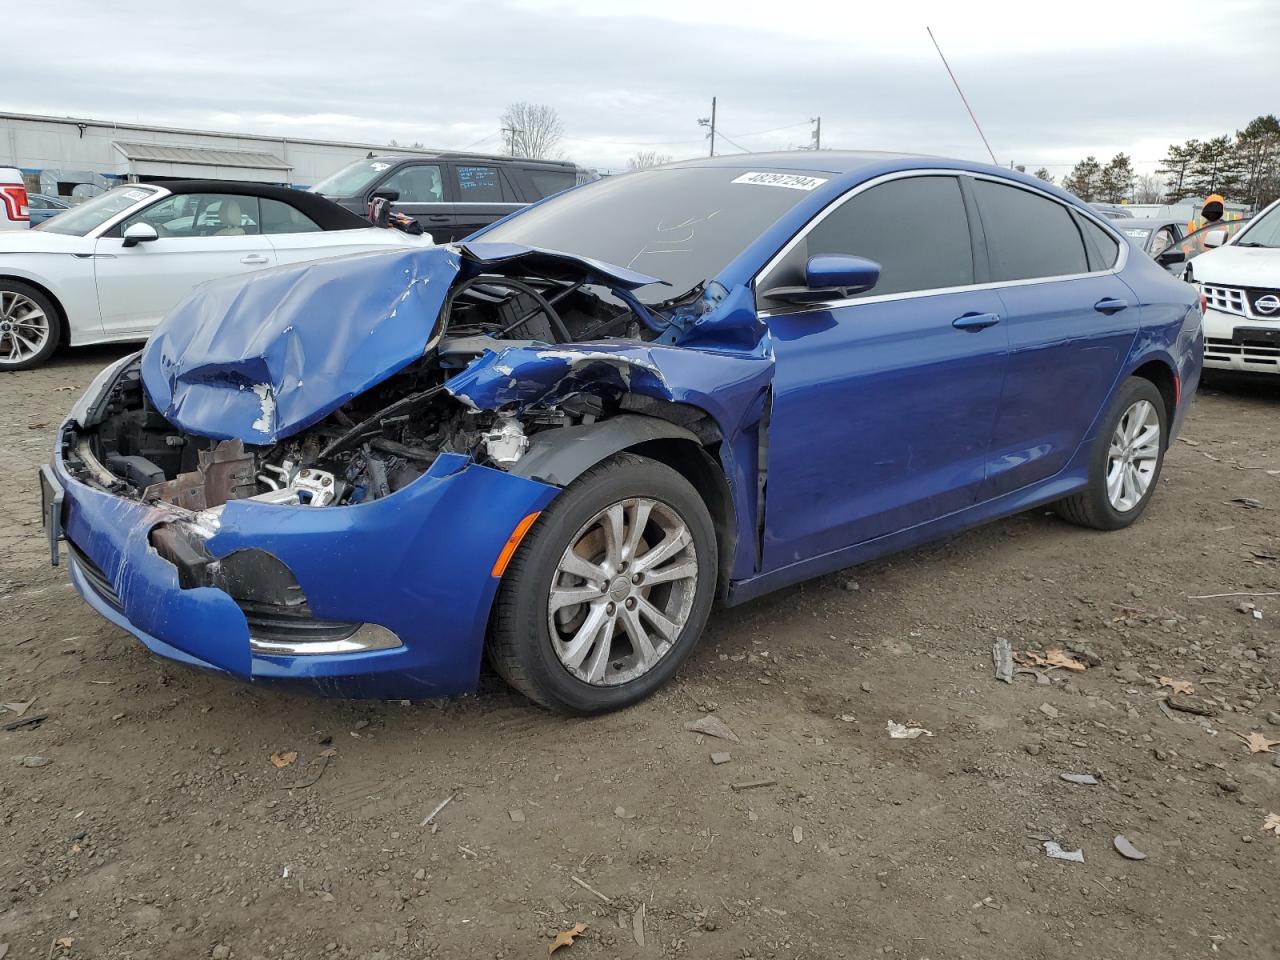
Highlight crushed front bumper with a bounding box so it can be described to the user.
[46,430,558,698]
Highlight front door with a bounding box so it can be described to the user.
[376,163,455,241]
[759,174,1010,570]
[93,192,275,335]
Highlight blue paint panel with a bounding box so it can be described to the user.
[55,442,558,698]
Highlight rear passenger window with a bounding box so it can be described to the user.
[527,169,577,199]
[456,165,506,202]
[259,198,321,234]
[805,176,974,297]
[974,180,1089,280]
[1078,215,1121,269]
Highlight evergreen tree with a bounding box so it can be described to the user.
[1032,168,1054,184]
[1062,156,1102,201]
[1098,153,1135,203]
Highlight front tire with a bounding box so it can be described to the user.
[1055,376,1167,530]
[489,452,717,714]
[0,281,62,371]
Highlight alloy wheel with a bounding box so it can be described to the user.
[0,291,50,366]
[1106,399,1160,512]
[547,497,699,686]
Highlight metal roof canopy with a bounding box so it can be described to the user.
[112,140,292,171]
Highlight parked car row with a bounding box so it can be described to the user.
[41,152,1202,713]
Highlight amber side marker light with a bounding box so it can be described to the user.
[491,512,541,577]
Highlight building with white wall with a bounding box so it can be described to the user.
[1,110,445,198]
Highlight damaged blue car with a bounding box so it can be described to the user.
[42,152,1202,713]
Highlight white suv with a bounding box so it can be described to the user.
[0,167,30,230]
[1190,198,1280,374]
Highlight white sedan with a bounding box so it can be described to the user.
[0,181,431,370]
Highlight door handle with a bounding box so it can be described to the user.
[240,254,269,265]
[952,312,1001,331]
[1094,297,1129,314]
[426,215,450,222]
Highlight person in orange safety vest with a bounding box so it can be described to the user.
[1186,194,1226,234]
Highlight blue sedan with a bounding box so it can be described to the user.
[42,152,1202,713]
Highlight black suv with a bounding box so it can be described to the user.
[309,153,595,242]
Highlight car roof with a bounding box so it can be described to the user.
[665,149,929,174]
[157,179,370,230]
[368,152,580,170]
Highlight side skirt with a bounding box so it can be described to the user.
[725,468,1088,606]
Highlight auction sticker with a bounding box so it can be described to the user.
[731,171,828,191]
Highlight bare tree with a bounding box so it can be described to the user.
[626,150,673,171]
[499,102,565,159]
[1133,173,1164,204]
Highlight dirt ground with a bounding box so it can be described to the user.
[2,345,1278,960]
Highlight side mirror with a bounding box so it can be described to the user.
[121,222,158,247]
[1156,249,1186,266]
[1203,229,1227,249]
[763,255,881,305]
[371,187,400,202]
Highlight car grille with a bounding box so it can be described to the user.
[1202,284,1280,320]
[1205,336,1280,366]
[69,542,124,611]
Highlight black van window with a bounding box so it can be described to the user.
[526,169,577,199]
[456,165,505,202]
[805,176,974,297]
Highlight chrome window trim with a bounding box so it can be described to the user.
[754,168,1128,318]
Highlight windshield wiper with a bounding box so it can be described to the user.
[1234,241,1275,248]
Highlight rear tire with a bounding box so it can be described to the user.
[1055,376,1167,530]
[489,452,717,714]
[0,280,62,371]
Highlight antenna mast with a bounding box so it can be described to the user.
[926,26,998,166]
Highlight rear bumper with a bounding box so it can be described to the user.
[50,428,558,698]
[1202,307,1280,373]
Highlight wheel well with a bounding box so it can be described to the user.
[1131,360,1177,434]
[628,437,736,595]
[0,275,69,346]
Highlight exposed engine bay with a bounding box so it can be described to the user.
[63,272,698,511]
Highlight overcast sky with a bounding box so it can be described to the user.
[8,0,1278,175]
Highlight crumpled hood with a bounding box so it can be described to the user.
[141,242,662,444]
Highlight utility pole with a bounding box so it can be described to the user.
[698,97,717,157]
[501,125,523,157]
[810,116,821,151]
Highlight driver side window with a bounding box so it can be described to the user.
[379,164,444,203]
[122,193,261,238]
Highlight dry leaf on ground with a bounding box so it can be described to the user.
[1014,651,1050,668]
[1158,676,1195,696]
[1237,731,1279,754]
[55,938,75,949]
[548,922,588,954]
[1263,813,1280,836]
[269,751,298,769]
[1045,649,1087,672]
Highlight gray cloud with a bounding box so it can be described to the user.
[8,1,1278,172]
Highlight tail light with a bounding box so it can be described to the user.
[0,183,29,221]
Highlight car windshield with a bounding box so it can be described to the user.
[481,167,826,303]
[1235,204,1280,248]
[310,158,399,197]
[34,185,158,236]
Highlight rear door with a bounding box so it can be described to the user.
[761,174,1009,568]
[93,192,276,336]
[451,162,523,239]
[972,178,1138,498]
[377,162,454,238]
